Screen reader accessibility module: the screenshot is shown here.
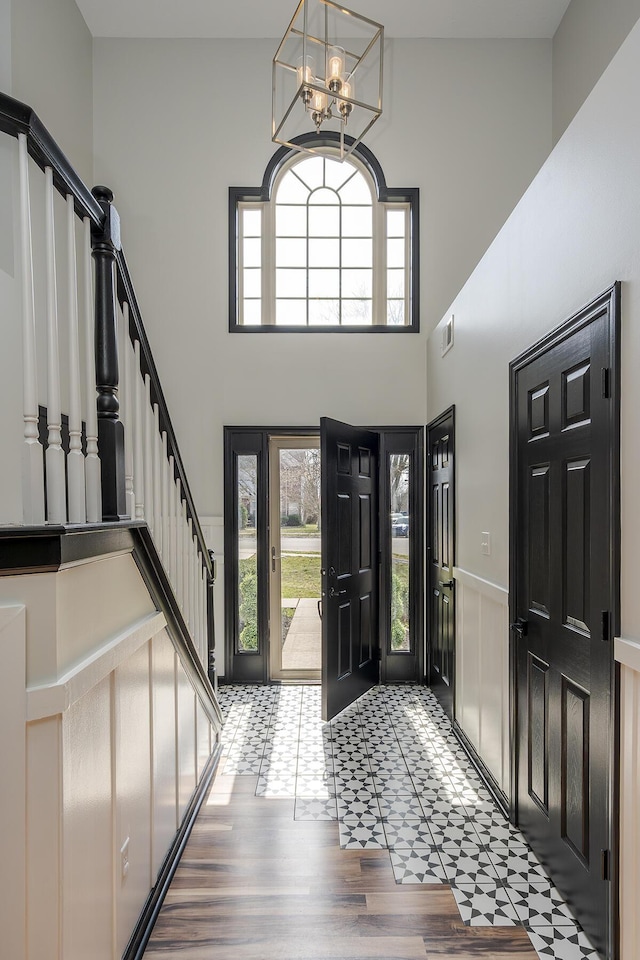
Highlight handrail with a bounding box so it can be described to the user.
[0,92,103,225]
[0,89,212,582]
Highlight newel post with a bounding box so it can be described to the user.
[207,549,217,690]
[91,186,127,521]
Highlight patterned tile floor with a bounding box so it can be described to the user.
[217,683,600,960]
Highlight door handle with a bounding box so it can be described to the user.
[440,579,454,589]
[510,618,528,637]
[271,545,281,573]
[329,586,347,598]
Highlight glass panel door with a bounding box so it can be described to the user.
[269,437,322,680]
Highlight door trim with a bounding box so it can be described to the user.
[426,405,456,705]
[508,283,620,957]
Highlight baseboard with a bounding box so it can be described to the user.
[122,743,222,960]
[452,720,509,819]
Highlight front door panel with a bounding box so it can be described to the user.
[321,417,379,721]
[512,287,619,958]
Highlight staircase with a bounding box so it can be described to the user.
[0,91,223,960]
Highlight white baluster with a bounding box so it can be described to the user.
[168,455,176,586]
[182,499,190,621]
[120,303,135,520]
[161,432,169,568]
[200,564,206,663]
[144,375,153,533]
[133,342,144,519]
[189,523,196,635]
[176,479,184,609]
[153,405,162,554]
[83,217,101,522]
[18,135,45,524]
[66,196,86,524]
[44,167,66,524]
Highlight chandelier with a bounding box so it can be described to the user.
[272,0,384,161]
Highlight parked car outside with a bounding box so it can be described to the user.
[391,512,409,537]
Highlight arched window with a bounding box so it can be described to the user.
[230,138,419,331]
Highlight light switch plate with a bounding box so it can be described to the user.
[481,532,491,556]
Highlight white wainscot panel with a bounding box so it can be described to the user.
[114,643,152,957]
[63,676,112,960]
[615,638,640,960]
[454,567,510,796]
[151,630,178,877]
[177,656,197,818]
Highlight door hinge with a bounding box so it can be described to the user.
[601,367,611,399]
[601,610,611,643]
[601,848,611,881]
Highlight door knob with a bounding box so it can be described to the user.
[510,618,528,637]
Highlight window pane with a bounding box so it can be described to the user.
[242,300,262,325]
[387,238,405,269]
[309,300,340,325]
[276,299,307,325]
[243,268,261,298]
[387,208,406,238]
[276,238,306,268]
[390,453,411,653]
[387,268,405,298]
[309,186,339,205]
[309,238,340,268]
[276,205,307,237]
[338,171,372,204]
[237,455,258,653]
[276,171,310,204]
[342,299,372,325]
[324,157,355,191]
[243,237,261,268]
[387,300,405,325]
[342,238,372,268]
[342,206,372,237]
[309,268,340,298]
[277,268,307,298]
[242,208,262,237]
[294,156,324,190]
[308,205,340,237]
[342,268,372,298]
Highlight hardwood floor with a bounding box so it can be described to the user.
[144,773,537,959]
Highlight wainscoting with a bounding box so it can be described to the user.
[616,636,640,960]
[453,567,510,799]
[0,551,220,960]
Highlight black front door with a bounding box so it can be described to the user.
[321,417,380,722]
[511,286,619,958]
[427,408,455,720]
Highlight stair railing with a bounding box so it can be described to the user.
[0,91,215,679]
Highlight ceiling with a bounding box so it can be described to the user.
[75,0,573,40]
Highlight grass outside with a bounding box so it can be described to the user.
[281,554,321,598]
[279,525,321,537]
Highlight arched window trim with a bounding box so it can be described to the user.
[229,133,419,332]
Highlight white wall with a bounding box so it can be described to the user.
[552,0,640,144]
[10,0,94,185]
[0,551,220,960]
[428,18,640,828]
[92,37,552,522]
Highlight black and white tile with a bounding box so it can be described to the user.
[217,683,597,959]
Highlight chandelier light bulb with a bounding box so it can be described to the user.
[328,46,345,92]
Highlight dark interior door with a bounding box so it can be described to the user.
[511,287,619,959]
[427,408,455,720]
[321,417,380,722]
